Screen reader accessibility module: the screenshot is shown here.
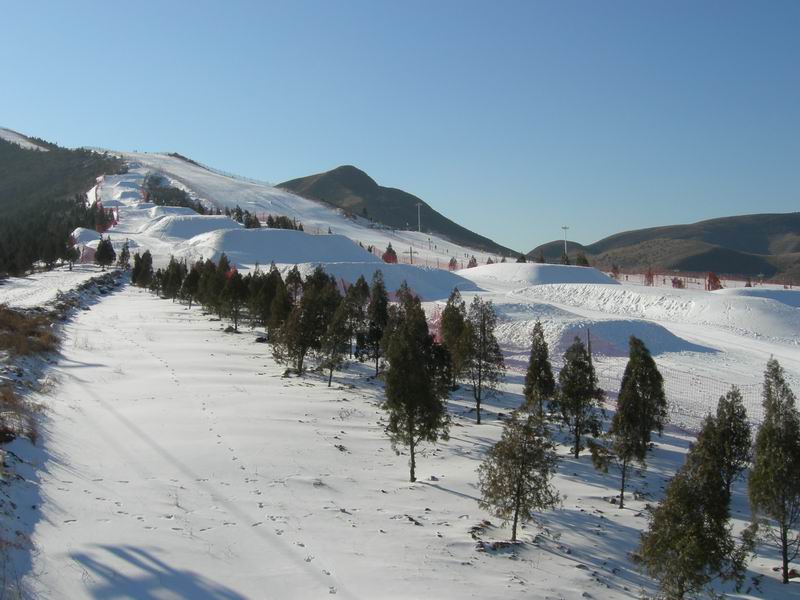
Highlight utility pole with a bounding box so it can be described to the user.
[405,246,417,265]
[561,225,569,256]
[416,202,422,232]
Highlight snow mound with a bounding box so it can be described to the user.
[176,229,382,267]
[0,127,48,151]
[146,206,199,219]
[494,302,713,360]
[70,227,102,245]
[457,263,619,288]
[293,262,479,301]
[142,215,241,240]
[513,284,800,343]
[713,287,800,309]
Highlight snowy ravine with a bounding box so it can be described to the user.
[5,285,795,599]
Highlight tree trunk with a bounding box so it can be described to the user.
[328,366,334,387]
[782,522,789,584]
[511,464,524,542]
[297,350,306,374]
[409,435,416,483]
[619,457,627,509]
[375,351,379,376]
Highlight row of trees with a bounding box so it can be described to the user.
[127,254,797,592]
[640,359,800,596]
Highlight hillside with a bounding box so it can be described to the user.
[279,165,516,256]
[529,213,800,281]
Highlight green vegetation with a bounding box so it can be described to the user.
[0,137,125,276]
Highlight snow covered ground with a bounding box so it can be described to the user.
[7,286,797,599]
[2,146,799,598]
[0,265,106,309]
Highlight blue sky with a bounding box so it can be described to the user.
[2,1,798,252]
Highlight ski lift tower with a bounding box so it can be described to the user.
[561,225,569,256]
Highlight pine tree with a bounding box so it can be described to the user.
[522,321,555,419]
[440,288,468,388]
[94,237,116,270]
[344,275,370,357]
[383,282,450,482]
[222,270,248,331]
[711,387,752,499]
[554,337,604,458]
[321,299,351,387]
[364,270,389,375]
[535,249,545,264]
[478,412,560,542]
[465,297,505,424]
[273,268,340,373]
[591,337,666,507]
[560,252,570,265]
[286,265,303,303]
[640,415,749,599]
[181,262,201,308]
[117,241,130,269]
[65,244,80,271]
[575,251,590,267]
[268,277,292,336]
[749,358,800,584]
[516,253,528,263]
[467,255,478,268]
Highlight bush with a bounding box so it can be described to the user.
[0,306,58,355]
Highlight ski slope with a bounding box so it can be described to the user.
[0,127,48,151]
[6,286,796,599]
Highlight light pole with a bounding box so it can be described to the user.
[416,202,422,232]
[561,226,569,256]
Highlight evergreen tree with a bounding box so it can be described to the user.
[523,321,555,418]
[117,241,130,270]
[286,265,303,303]
[222,269,248,331]
[273,268,340,373]
[591,337,666,507]
[478,412,560,542]
[136,250,154,289]
[181,262,201,308]
[516,253,527,263]
[640,415,749,599]
[268,278,292,336]
[364,270,389,375]
[560,252,570,265]
[575,251,590,267]
[321,299,350,386]
[535,249,545,264]
[162,256,186,301]
[749,358,800,584]
[383,282,450,482]
[711,387,752,499]
[554,337,604,458]
[465,297,505,424]
[344,275,370,357]
[65,244,80,271]
[94,237,116,270]
[440,288,468,388]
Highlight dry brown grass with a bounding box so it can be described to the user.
[0,305,58,356]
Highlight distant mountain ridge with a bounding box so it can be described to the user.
[528,213,800,283]
[279,165,516,256]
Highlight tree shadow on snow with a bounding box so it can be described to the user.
[72,545,246,599]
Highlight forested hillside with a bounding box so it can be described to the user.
[0,137,125,276]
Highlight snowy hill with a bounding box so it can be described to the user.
[0,127,49,151]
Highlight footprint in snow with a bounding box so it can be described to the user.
[64,519,77,524]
